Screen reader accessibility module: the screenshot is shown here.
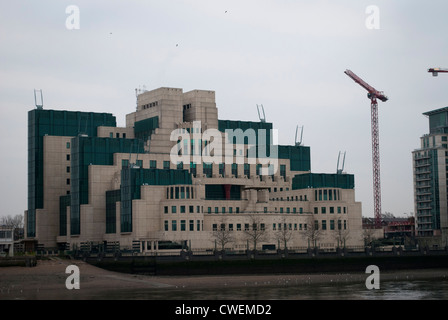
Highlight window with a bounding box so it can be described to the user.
[212,224,218,231]
[197,220,201,231]
[338,220,342,230]
[164,206,168,214]
[330,207,334,214]
[66,166,70,173]
[237,223,241,231]
[172,220,177,231]
[244,164,250,178]
[222,207,226,213]
[229,224,234,231]
[172,206,177,214]
[218,163,225,176]
[123,133,126,139]
[207,207,211,214]
[273,223,277,231]
[330,220,335,230]
[322,220,327,230]
[203,163,212,177]
[337,207,342,214]
[280,165,286,179]
[181,220,186,231]
[321,207,326,214]
[116,133,120,138]
[215,207,219,214]
[190,162,197,176]
[236,207,240,213]
[122,159,129,168]
[314,207,318,214]
[150,160,157,169]
[314,220,319,230]
[180,206,186,213]
[197,206,200,213]
[66,154,70,161]
[244,223,249,231]
[344,207,347,214]
[180,187,185,199]
[228,207,233,214]
[189,220,194,231]
[280,208,284,213]
[66,142,70,149]
[163,161,170,170]
[164,221,169,231]
[189,205,194,213]
[109,132,113,138]
[232,163,238,177]
[66,178,70,185]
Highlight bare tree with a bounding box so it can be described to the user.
[302,214,323,249]
[0,214,24,240]
[211,216,234,252]
[0,214,23,229]
[274,216,293,251]
[243,214,268,251]
[333,217,350,248]
[362,225,377,246]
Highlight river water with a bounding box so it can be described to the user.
[101,277,448,300]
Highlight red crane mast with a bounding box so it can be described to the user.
[344,70,388,229]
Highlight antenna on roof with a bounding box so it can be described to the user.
[295,125,304,146]
[34,89,43,109]
[257,104,266,123]
[337,151,346,174]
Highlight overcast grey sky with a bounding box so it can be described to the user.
[1,0,447,220]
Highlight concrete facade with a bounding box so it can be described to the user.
[26,87,364,253]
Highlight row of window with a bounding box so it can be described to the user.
[120,159,282,178]
[164,205,347,215]
[109,132,127,139]
[314,189,342,201]
[271,195,308,201]
[142,100,159,110]
[210,219,348,232]
[313,206,347,214]
[164,205,202,214]
[164,219,203,232]
[166,186,195,200]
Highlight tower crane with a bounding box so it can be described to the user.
[344,70,388,228]
[428,68,448,77]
